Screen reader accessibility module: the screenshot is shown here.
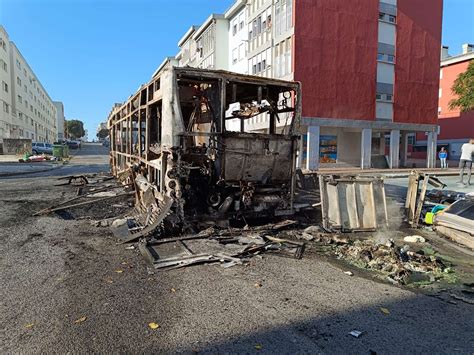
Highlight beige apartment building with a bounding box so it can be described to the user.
[0,26,57,144]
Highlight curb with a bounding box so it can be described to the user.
[0,163,65,178]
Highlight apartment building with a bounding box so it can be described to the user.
[176,26,200,67]
[193,14,228,70]
[53,101,65,141]
[0,26,13,142]
[226,0,247,74]
[415,44,474,160]
[0,26,58,144]
[165,0,443,169]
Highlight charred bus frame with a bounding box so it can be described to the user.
[107,64,301,231]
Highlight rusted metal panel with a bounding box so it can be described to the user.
[319,175,388,232]
[222,135,293,183]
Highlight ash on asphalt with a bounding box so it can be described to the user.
[1,174,473,353]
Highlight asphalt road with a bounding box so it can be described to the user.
[0,143,110,179]
[1,144,473,353]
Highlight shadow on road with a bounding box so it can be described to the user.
[180,293,473,354]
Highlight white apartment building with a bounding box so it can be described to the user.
[0,26,13,142]
[226,0,247,74]
[244,0,294,132]
[247,0,273,78]
[193,14,228,70]
[0,26,57,144]
[176,26,200,67]
[53,101,65,141]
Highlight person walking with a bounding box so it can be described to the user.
[438,147,448,169]
[458,139,474,185]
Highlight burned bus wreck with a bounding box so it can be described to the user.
[108,64,301,239]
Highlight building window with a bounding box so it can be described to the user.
[233,23,238,36]
[232,48,238,64]
[2,81,8,92]
[19,112,23,119]
[0,37,6,51]
[0,59,7,72]
[379,13,397,24]
[376,93,393,102]
[17,77,21,86]
[377,53,395,63]
[18,95,22,103]
[252,64,257,74]
[3,102,9,113]
[238,43,245,60]
[275,0,292,35]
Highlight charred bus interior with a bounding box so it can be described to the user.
[108,65,301,237]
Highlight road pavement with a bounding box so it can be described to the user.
[0,143,110,179]
[0,144,473,353]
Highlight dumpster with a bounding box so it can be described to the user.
[52,144,64,160]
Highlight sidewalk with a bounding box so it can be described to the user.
[303,167,474,180]
[0,155,20,163]
[0,161,64,177]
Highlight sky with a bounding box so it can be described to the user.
[0,0,473,139]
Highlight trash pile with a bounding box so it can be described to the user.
[334,239,448,285]
[301,227,449,285]
[19,154,57,163]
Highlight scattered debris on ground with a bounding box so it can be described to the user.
[405,171,446,228]
[433,198,474,249]
[33,173,133,220]
[30,163,473,296]
[301,226,453,286]
[139,227,305,270]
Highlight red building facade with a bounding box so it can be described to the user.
[294,0,443,169]
[415,48,474,160]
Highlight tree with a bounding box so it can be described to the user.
[66,120,85,139]
[97,128,109,140]
[449,60,474,112]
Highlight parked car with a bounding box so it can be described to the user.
[66,140,81,149]
[32,142,53,155]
